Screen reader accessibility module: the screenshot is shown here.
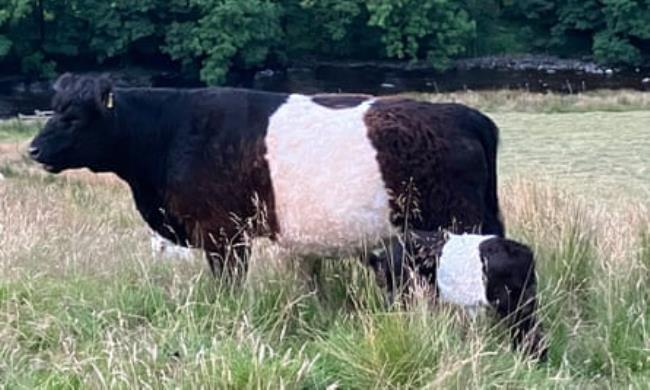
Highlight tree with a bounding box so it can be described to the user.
[593,0,650,65]
[366,0,475,69]
[163,0,283,85]
[0,0,56,76]
[40,0,164,61]
[0,0,34,58]
[283,0,371,59]
[504,0,650,65]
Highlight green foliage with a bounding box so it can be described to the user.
[0,0,649,82]
[504,0,650,64]
[0,35,10,57]
[40,0,162,62]
[164,0,283,85]
[301,0,362,42]
[20,51,56,77]
[594,31,642,65]
[366,0,475,69]
[284,0,376,59]
[0,0,34,58]
[591,0,650,65]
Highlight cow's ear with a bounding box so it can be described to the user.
[95,76,114,112]
[53,73,77,92]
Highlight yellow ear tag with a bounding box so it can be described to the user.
[106,92,114,109]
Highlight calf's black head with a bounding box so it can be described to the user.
[29,73,119,173]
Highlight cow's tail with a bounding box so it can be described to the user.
[475,112,505,237]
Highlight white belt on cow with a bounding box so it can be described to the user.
[436,233,493,315]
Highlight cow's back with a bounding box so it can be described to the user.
[164,89,500,255]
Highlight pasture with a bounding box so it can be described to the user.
[1,90,648,388]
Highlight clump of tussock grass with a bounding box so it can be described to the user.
[409,89,650,113]
[312,310,457,388]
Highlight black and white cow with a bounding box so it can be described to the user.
[29,74,504,275]
[369,230,546,359]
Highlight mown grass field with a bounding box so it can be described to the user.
[1,90,649,388]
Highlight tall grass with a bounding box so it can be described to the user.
[1,159,649,388]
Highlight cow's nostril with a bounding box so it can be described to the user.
[28,146,40,158]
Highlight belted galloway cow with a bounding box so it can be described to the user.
[29,74,504,276]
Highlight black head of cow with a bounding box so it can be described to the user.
[29,73,119,173]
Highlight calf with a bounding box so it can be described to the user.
[369,230,546,359]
